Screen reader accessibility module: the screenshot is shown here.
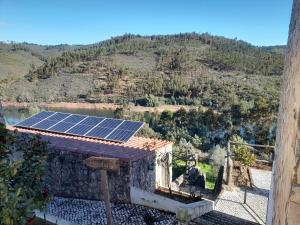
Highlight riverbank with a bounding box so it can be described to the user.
[1,101,198,113]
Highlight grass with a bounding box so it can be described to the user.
[173,159,217,190]
[197,162,217,189]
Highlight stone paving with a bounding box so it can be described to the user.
[214,168,271,224]
[46,197,181,225]
[44,168,271,225]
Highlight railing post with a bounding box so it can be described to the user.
[244,188,247,204]
[244,180,249,204]
[226,141,232,186]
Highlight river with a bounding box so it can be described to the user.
[3,107,115,125]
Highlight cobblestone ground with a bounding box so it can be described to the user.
[214,168,271,224]
[45,168,271,225]
[47,197,182,225]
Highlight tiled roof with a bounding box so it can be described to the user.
[7,126,172,161]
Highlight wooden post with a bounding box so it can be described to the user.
[100,170,113,225]
[84,156,120,225]
[244,181,249,204]
[226,141,232,186]
[244,189,247,204]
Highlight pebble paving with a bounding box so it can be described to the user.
[47,197,182,225]
[44,168,271,225]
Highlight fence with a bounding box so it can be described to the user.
[225,141,274,186]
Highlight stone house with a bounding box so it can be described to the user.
[10,126,173,203]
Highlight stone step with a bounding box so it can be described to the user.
[191,211,260,225]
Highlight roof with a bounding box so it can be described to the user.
[7,126,172,162]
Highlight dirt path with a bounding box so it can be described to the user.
[1,101,199,113]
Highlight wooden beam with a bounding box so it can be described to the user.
[83,156,120,172]
[100,170,113,225]
[84,156,119,225]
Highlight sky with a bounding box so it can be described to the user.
[0,0,293,46]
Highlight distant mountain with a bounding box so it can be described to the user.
[0,33,284,113]
[261,45,287,55]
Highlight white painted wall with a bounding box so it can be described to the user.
[155,144,173,188]
[130,186,214,222]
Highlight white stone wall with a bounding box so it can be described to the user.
[267,1,300,224]
[155,144,173,188]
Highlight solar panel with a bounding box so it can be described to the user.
[16,111,55,127]
[117,121,144,131]
[64,114,87,123]
[107,129,136,142]
[85,127,114,138]
[48,122,75,133]
[32,119,59,130]
[14,111,144,142]
[97,118,123,128]
[68,124,95,136]
[79,116,105,126]
[47,112,71,121]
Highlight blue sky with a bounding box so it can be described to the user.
[0,0,293,46]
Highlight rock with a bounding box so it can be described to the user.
[187,167,206,189]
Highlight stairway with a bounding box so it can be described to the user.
[190,211,261,225]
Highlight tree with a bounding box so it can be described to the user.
[160,110,173,123]
[210,145,226,166]
[0,121,49,224]
[230,135,256,167]
[191,134,202,149]
[173,138,197,174]
[252,96,270,116]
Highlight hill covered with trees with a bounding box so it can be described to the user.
[0,33,284,111]
[0,33,284,147]
[0,42,82,82]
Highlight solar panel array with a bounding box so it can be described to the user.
[14,111,144,142]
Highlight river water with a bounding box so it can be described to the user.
[3,107,115,125]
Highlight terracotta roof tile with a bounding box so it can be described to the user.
[7,126,172,161]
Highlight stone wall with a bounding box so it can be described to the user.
[46,148,159,203]
[267,0,300,224]
[130,154,157,192]
[213,166,224,195]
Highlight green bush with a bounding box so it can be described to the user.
[136,95,160,107]
[231,135,256,166]
[234,146,256,166]
[0,126,49,225]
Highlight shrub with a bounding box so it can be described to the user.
[210,145,226,166]
[192,134,202,149]
[230,135,256,166]
[137,124,159,139]
[234,146,256,166]
[0,126,49,225]
[136,95,160,107]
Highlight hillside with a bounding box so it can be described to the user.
[0,42,82,81]
[0,33,284,112]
